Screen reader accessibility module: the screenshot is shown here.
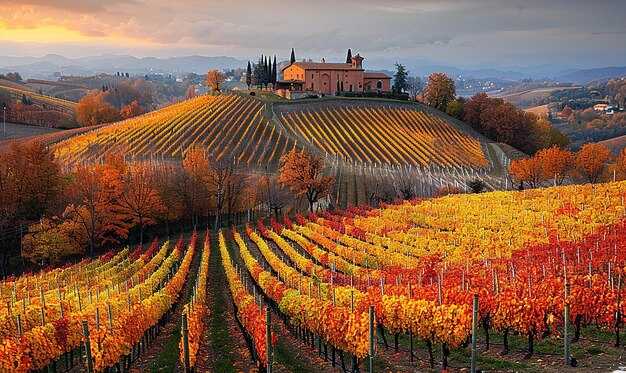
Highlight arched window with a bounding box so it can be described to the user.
[376,80,383,89]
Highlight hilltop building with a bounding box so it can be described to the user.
[276,50,391,98]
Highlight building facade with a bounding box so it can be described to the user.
[278,54,391,95]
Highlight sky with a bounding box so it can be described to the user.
[1,0,625,68]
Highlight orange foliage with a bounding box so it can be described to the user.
[119,100,143,119]
[509,157,542,188]
[279,149,335,212]
[535,145,575,185]
[205,70,226,92]
[76,92,120,126]
[575,142,611,184]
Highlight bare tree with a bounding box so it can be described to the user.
[363,173,396,207]
[261,175,292,219]
[224,164,248,226]
[406,76,424,101]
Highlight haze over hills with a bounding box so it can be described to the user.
[1,53,624,83]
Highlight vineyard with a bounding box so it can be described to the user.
[0,232,199,372]
[275,102,489,169]
[52,94,297,168]
[0,80,77,114]
[3,181,626,371]
[50,93,506,175]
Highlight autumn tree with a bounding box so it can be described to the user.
[465,93,497,131]
[575,142,611,184]
[509,157,542,189]
[0,152,19,276]
[445,97,466,120]
[62,154,129,256]
[5,142,62,219]
[182,148,212,229]
[22,218,83,265]
[185,84,197,100]
[206,69,227,92]
[535,145,575,185]
[479,102,525,145]
[117,163,166,244]
[119,100,143,119]
[77,92,120,126]
[279,149,335,212]
[150,162,186,237]
[424,72,456,112]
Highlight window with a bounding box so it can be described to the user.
[312,74,314,79]
[376,80,382,89]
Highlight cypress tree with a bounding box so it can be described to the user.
[264,56,269,88]
[346,48,352,63]
[246,61,252,89]
[290,48,296,64]
[272,55,277,86]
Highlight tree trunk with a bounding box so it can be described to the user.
[482,316,490,350]
[573,315,582,343]
[502,328,509,355]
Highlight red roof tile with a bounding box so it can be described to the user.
[364,72,392,79]
[286,62,360,71]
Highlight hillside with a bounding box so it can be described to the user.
[273,99,489,169]
[0,79,77,114]
[598,134,626,154]
[51,93,504,171]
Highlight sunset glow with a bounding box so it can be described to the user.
[0,0,624,66]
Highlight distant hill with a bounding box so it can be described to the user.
[49,93,509,173]
[0,54,248,78]
[555,66,626,84]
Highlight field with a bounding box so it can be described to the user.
[524,104,550,117]
[3,181,626,372]
[492,87,582,108]
[0,122,63,144]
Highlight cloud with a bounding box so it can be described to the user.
[592,31,626,35]
[0,0,624,67]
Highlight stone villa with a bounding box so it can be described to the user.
[276,51,391,98]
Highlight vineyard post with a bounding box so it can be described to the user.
[564,283,570,367]
[16,314,22,337]
[182,313,190,372]
[369,305,374,373]
[266,307,272,373]
[82,320,93,372]
[471,294,479,373]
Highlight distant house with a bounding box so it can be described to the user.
[276,53,391,96]
[594,103,609,111]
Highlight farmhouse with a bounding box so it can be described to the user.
[277,53,391,96]
[594,103,610,111]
